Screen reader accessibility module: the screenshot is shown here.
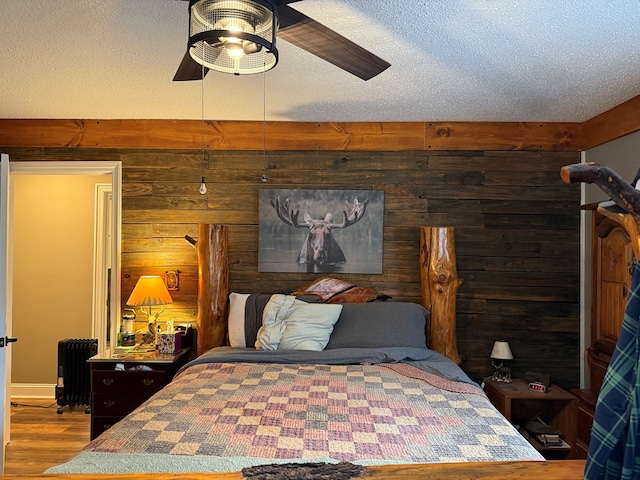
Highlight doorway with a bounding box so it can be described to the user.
[6,161,121,398]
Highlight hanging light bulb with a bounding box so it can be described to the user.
[198,46,208,196]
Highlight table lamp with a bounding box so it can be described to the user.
[490,341,513,383]
[126,275,173,346]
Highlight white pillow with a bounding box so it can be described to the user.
[255,294,343,351]
[228,292,250,347]
[254,294,294,350]
[279,302,343,351]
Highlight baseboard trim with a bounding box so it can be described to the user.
[11,383,55,399]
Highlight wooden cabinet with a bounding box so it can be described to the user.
[484,378,577,459]
[570,208,635,458]
[88,349,189,440]
[571,389,597,458]
[591,212,633,361]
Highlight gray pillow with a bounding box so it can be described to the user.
[325,302,428,349]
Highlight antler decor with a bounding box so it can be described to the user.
[270,195,370,266]
[330,197,369,229]
[560,163,640,218]
[560,162,640,259]
[270,197,306,229]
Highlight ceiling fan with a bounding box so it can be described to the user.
[173,0,390,81]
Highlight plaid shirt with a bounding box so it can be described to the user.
[584,265,640,479]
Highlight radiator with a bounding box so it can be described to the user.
[55,338,98,414]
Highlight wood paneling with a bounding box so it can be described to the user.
[0,120,582,151]
[1,145,582,388]
[581,95,640,150]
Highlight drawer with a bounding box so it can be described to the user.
[484,388,507,417]
[92,369,167,394]
[91,392,150,416]
[590,358,608,394]
[576,405,595,444]
[91,415,123,439]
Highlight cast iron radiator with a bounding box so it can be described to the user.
[55,338,98,414]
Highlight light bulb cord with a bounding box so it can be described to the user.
[200,42,207,194]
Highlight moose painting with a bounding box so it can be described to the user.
[258,189,384,274]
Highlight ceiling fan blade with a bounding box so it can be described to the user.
[277,4,390,81]
[173,50,210,81]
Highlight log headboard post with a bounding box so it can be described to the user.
[195,224,229,355]
[419,226,462,365]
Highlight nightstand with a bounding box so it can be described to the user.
[88,348,189,440]
[483,378,577,459]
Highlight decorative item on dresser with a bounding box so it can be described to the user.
[489,340,514,383]
[126,275,174,346]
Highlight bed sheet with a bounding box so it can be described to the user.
[48,347,543,474]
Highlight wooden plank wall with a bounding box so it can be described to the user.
[3,146,581,387]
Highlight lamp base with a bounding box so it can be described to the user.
[491,360,512,383]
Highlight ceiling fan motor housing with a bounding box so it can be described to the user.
[188,0,278,75]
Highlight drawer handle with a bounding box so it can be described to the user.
[103,423,113,430]
[143,378,155,386]
[103,400,115,408]
[102,378,114,386]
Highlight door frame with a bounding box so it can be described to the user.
[94,184,113,354]
[7,161,122,374]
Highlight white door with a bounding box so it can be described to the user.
[0,153,17,473]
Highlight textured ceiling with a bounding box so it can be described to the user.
[1,0,639,122]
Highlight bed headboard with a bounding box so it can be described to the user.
[190,224,462,365]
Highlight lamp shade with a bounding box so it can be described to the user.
[126,276,173,307]
[188,0,278,75]
[490,341,513,360]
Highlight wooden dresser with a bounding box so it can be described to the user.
[88,348,190,440]
[571,207,635,458]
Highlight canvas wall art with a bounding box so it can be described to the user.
[259,189,384,274]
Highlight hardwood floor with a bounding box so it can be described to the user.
[5,398,90,474]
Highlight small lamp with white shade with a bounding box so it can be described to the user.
[490,341,514,383]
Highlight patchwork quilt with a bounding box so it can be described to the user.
[50,349,542,473]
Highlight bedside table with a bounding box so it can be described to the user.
[483,378,578,459]
[88,348,189,440]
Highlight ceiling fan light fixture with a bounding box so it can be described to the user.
[188,0,278,75]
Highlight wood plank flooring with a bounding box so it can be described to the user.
[5,398,89,474]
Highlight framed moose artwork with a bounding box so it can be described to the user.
[258,189,384,274]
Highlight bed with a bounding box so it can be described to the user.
[43,225,585,478]
[47,291,545,475]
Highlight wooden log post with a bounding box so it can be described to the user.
[194,224,229,355]
[420,226,462,365]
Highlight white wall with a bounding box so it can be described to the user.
[12,175,110,385]
[581,130,640,387]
